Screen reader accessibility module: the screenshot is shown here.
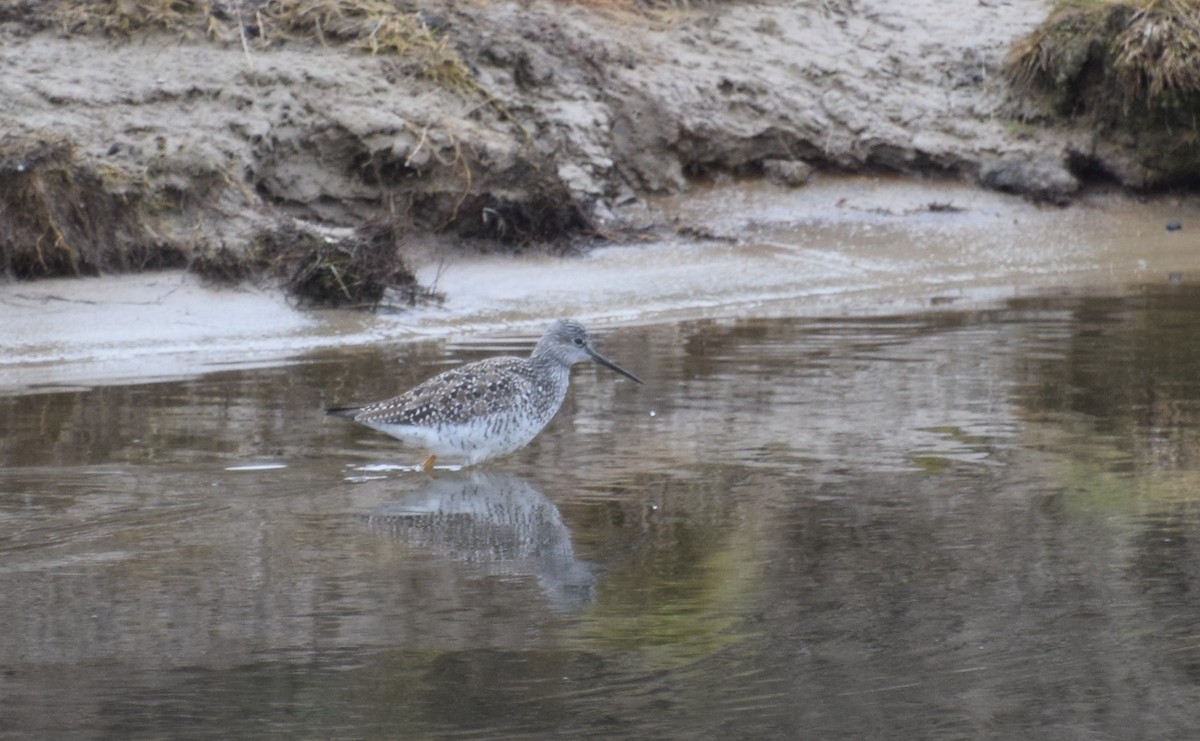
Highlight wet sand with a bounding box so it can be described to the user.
[2,177,1197,393]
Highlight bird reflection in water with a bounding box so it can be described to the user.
[363,471,595,611]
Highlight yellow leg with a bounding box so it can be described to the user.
[421,453,438,472]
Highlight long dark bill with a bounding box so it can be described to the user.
[587,348,643,385]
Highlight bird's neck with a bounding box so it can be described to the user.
[529,350,571,376]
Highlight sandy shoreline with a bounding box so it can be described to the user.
[4,176,1196,393]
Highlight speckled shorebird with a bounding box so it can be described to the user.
[326,319,642,470]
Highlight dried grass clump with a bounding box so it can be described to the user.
[1005,3,1112,110]
[56,0,214,38]
[203,220,439,309]
[0,0,62,29]
[1005,0,1200,182]
[1006,0,1200,118]
[262,1,477,92]
[56,0,475,91]
[450,169,593,247]
[0,134,181,279]
[1112,0,1200,105]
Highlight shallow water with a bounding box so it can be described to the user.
[6,286,1200,738]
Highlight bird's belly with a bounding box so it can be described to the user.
[365,411,551,462]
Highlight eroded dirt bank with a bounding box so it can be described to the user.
[1,0,1147,300]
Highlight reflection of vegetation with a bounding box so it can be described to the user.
[1023,419,1200,517]
[571,472,765,670]
[910,455,951,474]
[1067,460,1200,514]
[1014,288,1200,512]
[987,289,1200,677]
[1005,289,1200,673]
[909,425,994,473]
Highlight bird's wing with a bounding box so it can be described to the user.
[354,357,531,427]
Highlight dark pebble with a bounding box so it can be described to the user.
[1166,221,1182,231]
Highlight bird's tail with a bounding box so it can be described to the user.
[325,406,363,418]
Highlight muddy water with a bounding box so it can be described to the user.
[5,178,1200,737]
[6,287,1200,738]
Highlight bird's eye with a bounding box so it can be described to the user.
[573,337,585,347]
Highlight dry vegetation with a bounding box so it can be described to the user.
[0,124,433,306]
[1006,0,1200,122]
[193,219,440,309]
[55,0,477,91]
[1005,0,1200,183]
[0,135,184,278]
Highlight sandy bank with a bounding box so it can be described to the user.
[2,0,1159,292]
[3,176,1196,393]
